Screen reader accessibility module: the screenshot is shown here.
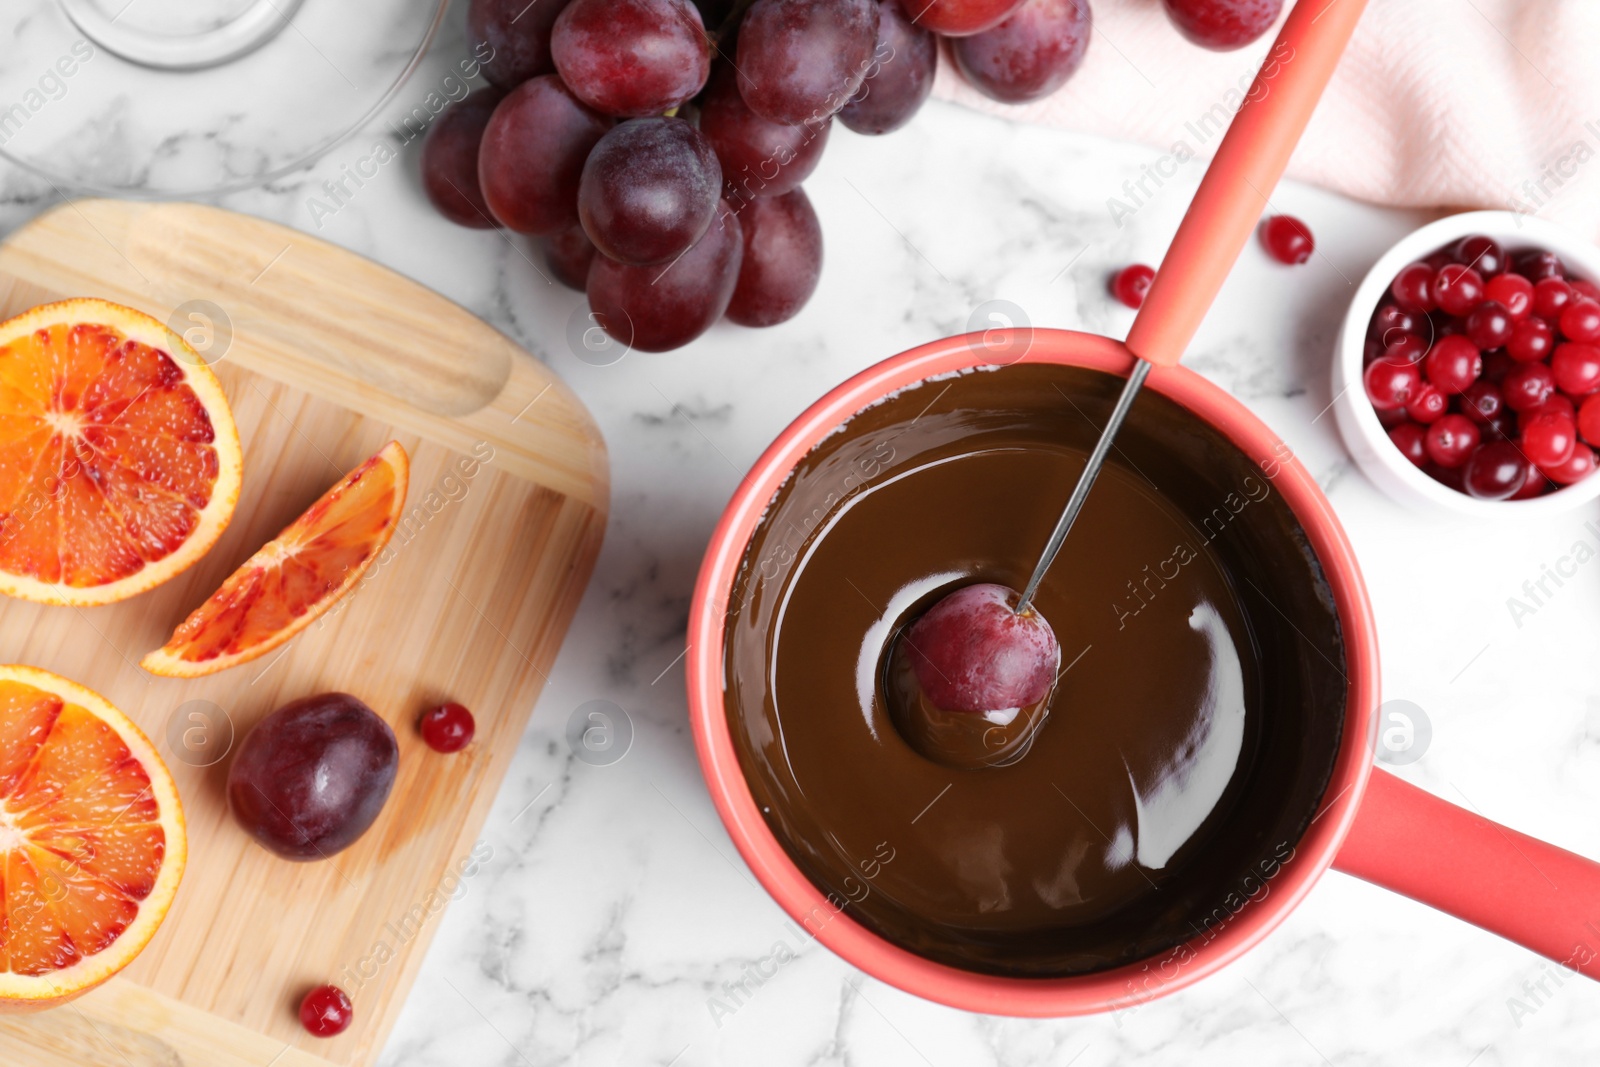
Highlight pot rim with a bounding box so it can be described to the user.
[687,329,1382,1017]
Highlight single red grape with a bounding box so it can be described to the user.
[544,226,597,291]
[578,118,721,266]
[1388,421,1428,468]
[468,0,572,88]
[1463,440,1530,500]
[228,694,398,861]
[699,66,831,206]
[1161,0,1283,50]
[552,0,710,117]
[479,76,612,235]
[839,0,937,135]
[897,0,1027,36]
[421,88,506,228]
[737,0,880,125]
[301,985,354,1038]
[952,0,1091,104]
[1260,214,1313,265]
[586,201,744,351]
[1110,264,1155,309]
[902,583,1059,714]
[726,188,824,327]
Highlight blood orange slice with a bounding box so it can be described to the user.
[141,441,409,677]
[0,299,243,606]
[0,665,185,1010]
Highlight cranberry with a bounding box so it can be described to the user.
[1363,336,1384,365]
[1376,405,1408,429]
[1484,272,1534,319]
[420,702,476,753]
[301,985,354,1038]
[1433,264,1486,317]
[1550,342,1600,397]
[902,583,1059,714]
[1110,263,1155,309]
[1508,473,1551,500]
[1483,410,1517,442]
[1390,262,1436,313]
[1514,249,1566,281]
[1506,317,1555,362]
[1260,214,1314,265]
[1559,300,1600,343]
[1365,353,1424,410]
[1463,440,1530,500]
[1423,335,1482,394]
[1533,278,1573,319]
[1388,422,1429,468]
[1502,360,1556,412]
[1546,445,1598,486]
[1579,393,1600,445]
[1384,330,1429,364]
[1572,279,1600,303]
[1430,311,1463,338]
[1423,413,1480,468]
[1465,301,1513,350]
[1453,234,1504,276]
[1369,303,1421,341]
[1459,380,1504,424]
[1529,393,1576,422]
[1404,382,1448,423]
[1522,411,1578,470]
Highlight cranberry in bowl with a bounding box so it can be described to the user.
[1333,211,1600,516]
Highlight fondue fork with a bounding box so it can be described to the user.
[1017,0,1369,613]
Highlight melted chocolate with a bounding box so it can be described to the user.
[723,363,1347,977]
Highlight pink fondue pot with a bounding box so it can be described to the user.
[687,0,1600,1014]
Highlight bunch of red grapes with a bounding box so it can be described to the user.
[1364,237,1600,501]
[422,0,1281,353]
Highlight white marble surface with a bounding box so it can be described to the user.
[6,8,1600,1065]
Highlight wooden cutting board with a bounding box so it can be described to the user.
[0,200,607,1066]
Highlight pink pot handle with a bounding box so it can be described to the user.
[1127,0,1368,368]
[1333,767,1600,977]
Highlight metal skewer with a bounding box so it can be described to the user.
[1014,358,1151,614]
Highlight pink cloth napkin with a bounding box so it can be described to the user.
[932,0,1600,239]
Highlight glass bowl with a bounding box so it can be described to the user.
[0,0,449,198]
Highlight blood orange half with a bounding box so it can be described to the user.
[0,299,243,606]
[0,665,186,1010]
[141,441,409,677]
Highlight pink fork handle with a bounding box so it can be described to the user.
[1334,768,1600,978]
[1127,0,1369,368]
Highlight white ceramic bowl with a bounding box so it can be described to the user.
[1333,210,1600,516]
